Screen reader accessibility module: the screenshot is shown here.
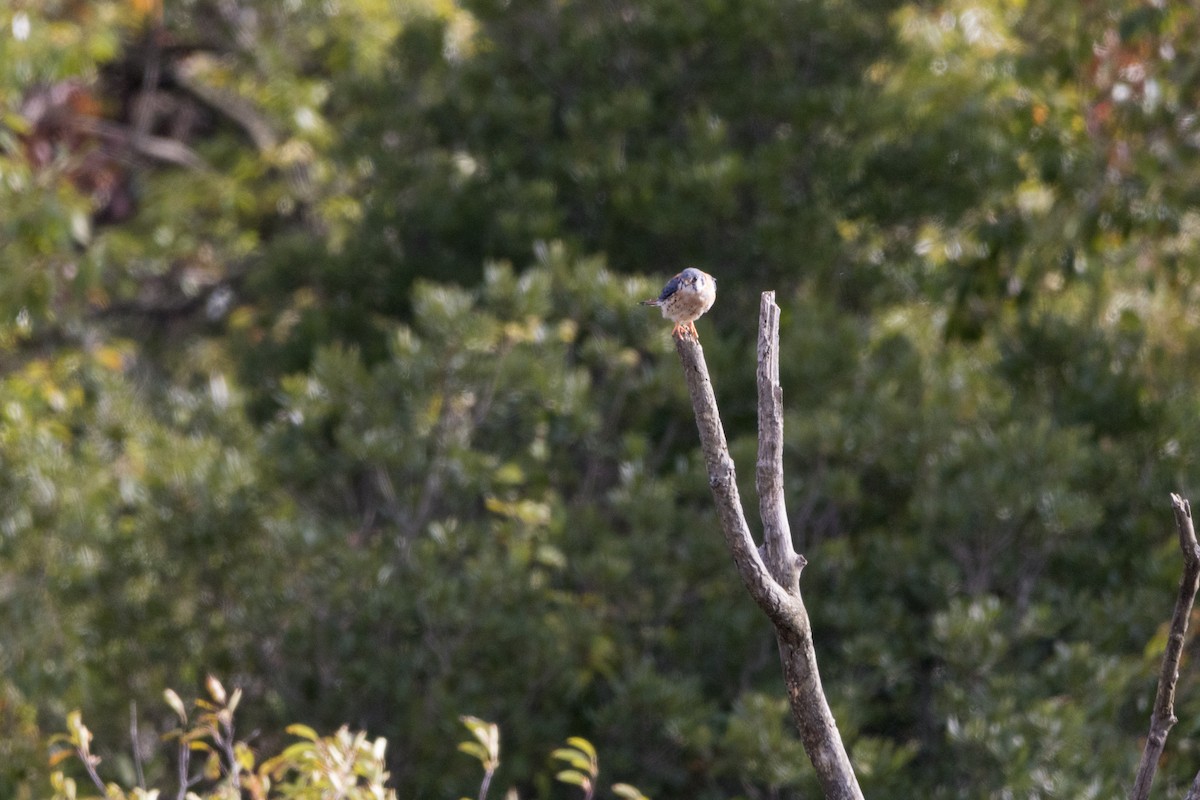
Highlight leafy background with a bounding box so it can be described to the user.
[4,0,1200,797]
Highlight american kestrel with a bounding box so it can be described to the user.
[640,268,717,340]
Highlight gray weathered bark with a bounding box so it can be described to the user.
[673,291,863,800]
[1130,493,1200,800]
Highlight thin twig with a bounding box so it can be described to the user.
[1129,493,1200,800]
[478,763,496,800]
[206,714,241,788]
[175,736,190,800]
[130,701,146,790]
[76,747,107,795]
[132,26,164,146]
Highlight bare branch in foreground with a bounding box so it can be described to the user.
[1129,493,1200,800]
[673,291,862,800]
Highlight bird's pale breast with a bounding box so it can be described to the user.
[661,283,716,323]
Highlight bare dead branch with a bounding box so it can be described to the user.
[673,330,787,617]
[170,57,318,226]
[171,59,279,153]
[1129,493,1200,800]
[756,291,803,591]
[673,291,863,800]
[73,116,212,172]
[1185,769,1200,800]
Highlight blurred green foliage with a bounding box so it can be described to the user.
[5,0,1200,798]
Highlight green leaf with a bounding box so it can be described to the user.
[227,687,243,714]
[457,741,488,763]
[565,737,597,762]
[459,715,491,738]
[555,769,590,788]
[3,112,30,135]
[285,723,320,741]
[458,715,499,763]
[550,748,593,772]
[163,690,187,724]
[48,748,75,767]
[205,674,227,705]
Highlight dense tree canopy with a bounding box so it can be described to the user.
[5,0,1200,798]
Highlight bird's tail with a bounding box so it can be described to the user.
[639,299,659,306]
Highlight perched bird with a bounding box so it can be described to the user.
[640,268,717,340]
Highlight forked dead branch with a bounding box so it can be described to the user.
[672,291,863,800]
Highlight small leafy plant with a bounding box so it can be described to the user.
[47,677,395,800]
[457,715,500,800]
